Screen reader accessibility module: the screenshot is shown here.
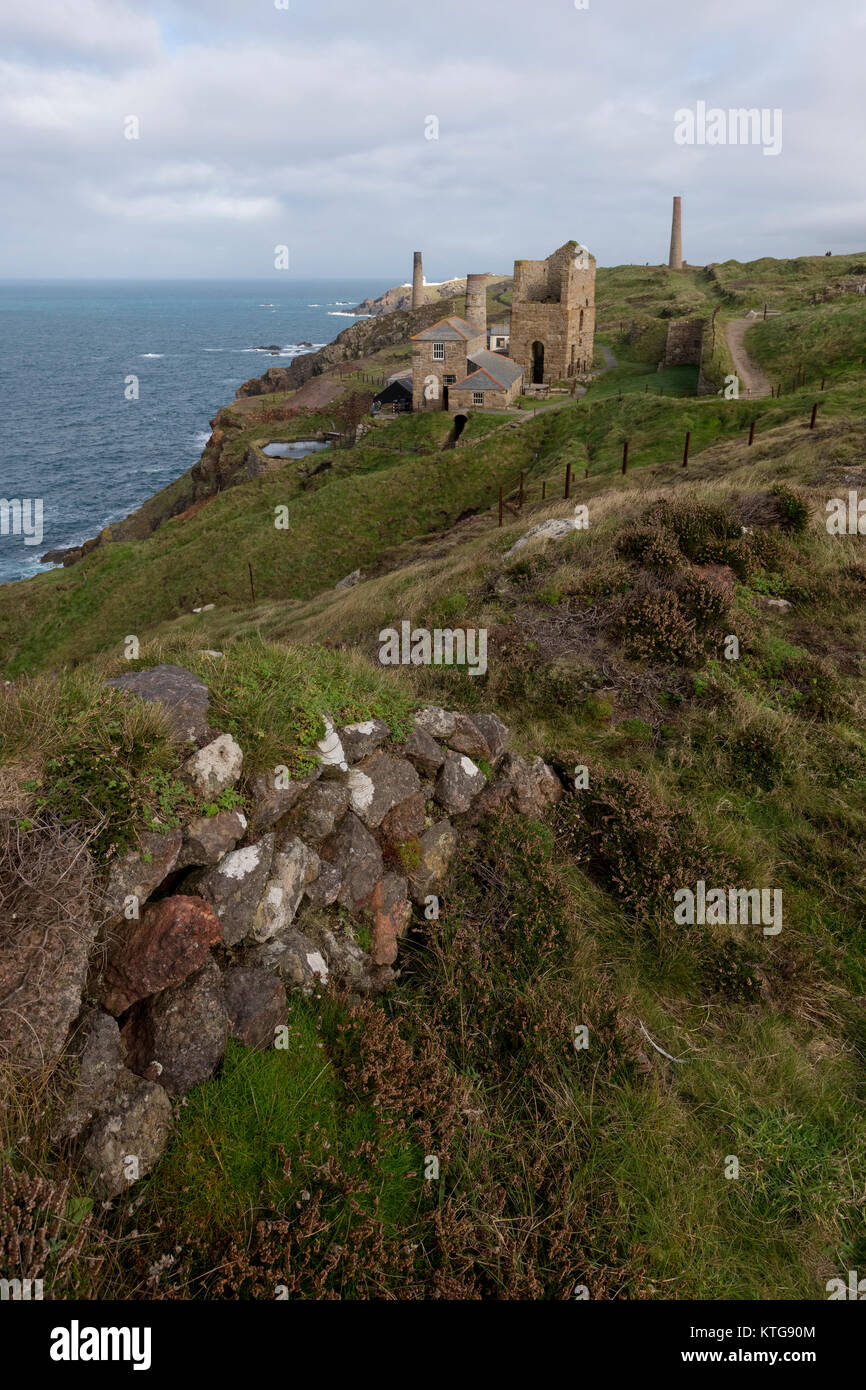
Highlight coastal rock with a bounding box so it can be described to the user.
[243,927,329,993]
[195,834,275,947]
[179,733,243,800]
[471,753,562,822]
[468,713,509,763]
[223,967,287,1051]
[250,837,320,943]
[102,828,183,922]
[51,1010,125,1143]
[176,810,246,870]
[315,715,348,776]
[100,894,222,1016]
[368,874,411,967]
[346,752,420,829]
[339,718,389,764]
[408,821,459,905]
[124,956,227,1096]
[403,724,446,777]
[444,713,491,761]
[285,781,350,844]
[415,707,457,741]
[82,1071,173,1199]
[104,665,210,743]
[433,751,486,815]
[249,770,320,833]
[321,812,383,912]
[379,791,426,844]
[304,860,342,907]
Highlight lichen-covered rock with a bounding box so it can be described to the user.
[285,781,350,844]
[100,895,222,1016]
[339,718,389,764]
[102,828,183,921]
[403,724,446,777]
[415,707,457,741]
[379,791,426,845]
[304,859,342,907]
[124,956,227,1096]
[223,967,287,1050]
[82,1070,173,1199]
[471,753,563,821]
[306,923,387,994]
[315,715,348,776]
[408,821,459,905]
[434,751,486,815]
[177,810,246,870]
[346,752,420,829]
[321,812,383,912]
[250,837,320,943]
[243,927,329,993]
[468,713,509,763]
[249,770,320,833]
[368,874,411,966]
[445,713,491,761]
[51,1010,125,1142]
[179,733,243,800]
[104,664,209,743]
[195,834,275,947]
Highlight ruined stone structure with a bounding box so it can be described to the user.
[669,196,683,271]
[412,251,425,309]
[663,315,705,366]
[465,274,487,337]
[509,241,596,385]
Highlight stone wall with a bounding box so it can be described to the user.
[2,664,564,1199]
[663,315,705,367]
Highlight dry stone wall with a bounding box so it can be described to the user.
[2,665,563,1202]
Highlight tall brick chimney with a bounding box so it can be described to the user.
[465,273,487,335]
[412,252,425,309]
[669,196,683,271]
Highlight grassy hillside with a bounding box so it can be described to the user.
[2,254,866,1300]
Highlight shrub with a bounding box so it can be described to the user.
[618,589,702,664]
[771,484,810,534]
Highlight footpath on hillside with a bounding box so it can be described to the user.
[725,317,772,399]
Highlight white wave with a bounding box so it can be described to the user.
[328,311,363,318]
[140,352,164,358]
[192,430,211,448]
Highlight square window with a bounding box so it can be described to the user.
[433,343,445,360]
[443,375,456,385]
[473,391,484,406]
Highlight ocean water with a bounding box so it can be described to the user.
[0,279,383,585]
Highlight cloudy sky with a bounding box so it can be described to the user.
[0,0,863,279]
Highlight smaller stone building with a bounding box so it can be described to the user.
[411,315,486,411]
[448,351,524,412]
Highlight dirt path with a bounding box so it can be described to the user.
[725,318,772,399]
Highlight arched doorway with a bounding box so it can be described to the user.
[531,341,545,384]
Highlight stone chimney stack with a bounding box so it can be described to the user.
[412,252,425,309]
[669,196,683,271]
[465,273,487,335]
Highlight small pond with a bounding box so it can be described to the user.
[262,439,329,459]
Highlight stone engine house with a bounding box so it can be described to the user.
[509,241,596,384]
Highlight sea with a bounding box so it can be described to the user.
[0,279,385,585]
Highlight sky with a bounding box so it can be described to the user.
[0,0,863,280]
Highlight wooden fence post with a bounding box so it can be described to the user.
[682,430,690,468]
[622,440,630,474]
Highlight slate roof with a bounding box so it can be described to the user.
[411,316,484,343]
[462,349,524,389]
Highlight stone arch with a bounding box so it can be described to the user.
[531,340,545,384]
